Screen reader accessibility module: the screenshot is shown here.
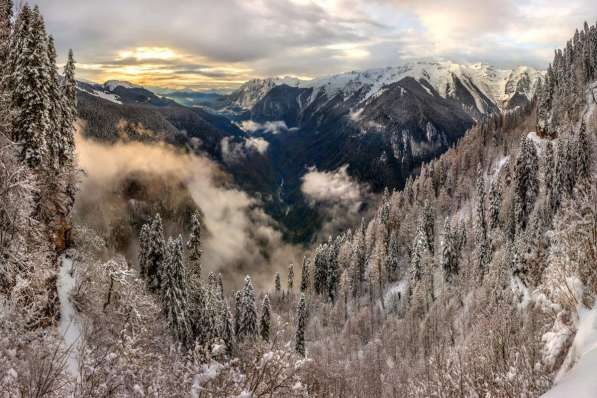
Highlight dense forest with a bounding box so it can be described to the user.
[1,1,596,397]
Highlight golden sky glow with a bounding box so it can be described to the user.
[38,0,597,92]
[77,46,255,91]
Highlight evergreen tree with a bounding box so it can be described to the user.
[58,49,76,170]
[189,282,208,346]
[313,243,328,296]
[234,289,242,336]
[410,222,428,284]
[161,236,191,347]
[6,5,51,168]
[0,0,12,66]
[216,273,224,300]
[441,218,457,283]
[260,294,271,342]
[146,214,166,292]
[326,239,340,303]
[422,200,435,254]
[476,166,490,276]
[300,256,310,293]
[551,138,567,212]
[295,293,307,357]
[513,137,539,230]
[351,219,367,297]
[222,305,234,355]
[544,141,555,198]
[45,35,62,171]
[576,126,592,181]
[488,182,501,230]
[386,231,399,282]
[186,211,202,280]
[203,282,221,342]
[287,264,294,292]
[238,276,257,339]
[274,272,281,294]
[207,271,217,291]
[138,223,151,278]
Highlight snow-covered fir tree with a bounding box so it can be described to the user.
[161,236,192,347]
[186,210,202,280]
[274,272,281,294]
[295,293,306,357]
[58,49,76,171]
[5,5,50,168]
[441,217,458,283]
[145,214,166,291]
[260,294,271,342]
[488,181,501,230]
[287,264,294,292]
[238,276,257,339]
[513,136,539,230]
[385,231,399,283]
[476,166,490,276]
[300,256,310,293]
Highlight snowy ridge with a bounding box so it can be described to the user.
[104,80,142,91]
[231,60,544,111]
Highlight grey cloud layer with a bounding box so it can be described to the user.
[35,0,597,88]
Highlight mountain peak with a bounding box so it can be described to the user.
[103,80,142,91]
[231,60,544,111]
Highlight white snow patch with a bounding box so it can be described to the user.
[92,90,122,104]
[384,280,407,309]
[104,80,141,91]
[57,255,81,380]
[491,156,510,181]
[543,305,597,398]
[191,362,224,397]
[527,131,549,154]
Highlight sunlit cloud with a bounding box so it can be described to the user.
[37,0,597,91]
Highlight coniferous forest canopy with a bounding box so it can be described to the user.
[1,0,597,396]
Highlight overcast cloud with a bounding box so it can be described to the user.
[33,0,597,91]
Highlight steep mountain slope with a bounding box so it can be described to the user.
[231,61,543,114]
[75,81,282,214]
[228,61,544,193]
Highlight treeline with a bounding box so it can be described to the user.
[538,20,597,136]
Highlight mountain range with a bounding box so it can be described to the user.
[76,60,544,242]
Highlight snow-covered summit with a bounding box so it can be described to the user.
[104,80,142,91]
[231,60,544,112]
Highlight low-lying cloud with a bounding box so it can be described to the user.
[220,136,269,164]
[238,120,297,135]
[75,129,300,289]
[301,165,373,237]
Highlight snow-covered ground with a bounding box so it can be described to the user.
[527,131,549,153]
[104,80,142,91]
[543,306,597,398]
[57,254,81,380]
[91,90,122,104]
[491,155,510,181]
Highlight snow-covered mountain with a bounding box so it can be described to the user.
[104,80,143,91]
[230,61,544,114]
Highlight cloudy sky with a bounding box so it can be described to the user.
[35,0,597,91]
